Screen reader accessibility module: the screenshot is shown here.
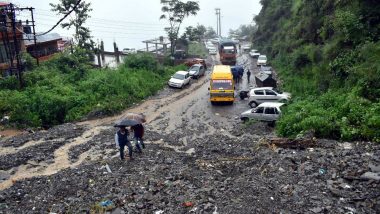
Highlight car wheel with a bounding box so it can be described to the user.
[249,101,258,108]
[241,117,249,123]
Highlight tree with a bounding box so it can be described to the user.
[182,24,207,41]
[160,0,200,56]
[205,27,217,39]
[50,0,94,55]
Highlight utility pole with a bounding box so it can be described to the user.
[215,8,220,36]
[10,4,23,87]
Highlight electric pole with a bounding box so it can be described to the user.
[215,8,220,37]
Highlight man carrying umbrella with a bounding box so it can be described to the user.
[114,119,139,161]
[126,113,146,153]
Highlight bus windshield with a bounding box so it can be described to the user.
[211,79,233,90]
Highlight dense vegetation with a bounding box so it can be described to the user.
[0,50,183,128]
[253,0,380,142]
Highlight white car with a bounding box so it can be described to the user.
[240,102,284,122]
[257,55,267,66]
[168,71,191,88]
[249,50,260,58]
[248,87,291,108]
[209,48,217,55]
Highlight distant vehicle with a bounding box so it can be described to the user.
[257,55,267,66]
[249,50,260,58]
[209,65,235,104]
[122,48,136,54]
[260,66,273,75]
[210,37,220,44]
[184,58,207,69]
[240,102,284,123]
[173,50,187,60]
[242,45,251,52]
[248,87,291,108]
[188,64,206,79]
[219,39,237,65]
[209,48,217,55]
[168,71,191,88]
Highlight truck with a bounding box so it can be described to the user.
[219,39,237,65]
[209,65,235,104]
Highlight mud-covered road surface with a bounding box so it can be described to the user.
[0,51,379,214]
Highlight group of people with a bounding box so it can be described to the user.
[115,123,145,161]
[232,67,251,85]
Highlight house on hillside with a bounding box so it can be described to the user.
[24,33,65,62]
[0,2,25,75]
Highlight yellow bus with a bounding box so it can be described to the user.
[209,65,235,104]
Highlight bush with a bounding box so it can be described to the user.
[277,90,380,142]
[123,53,158,71]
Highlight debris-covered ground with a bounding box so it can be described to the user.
[0,53,379,214]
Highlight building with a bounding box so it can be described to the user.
[0,2,25,75]
[24,33,63,62]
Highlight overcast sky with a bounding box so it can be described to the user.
[11,0,262,51]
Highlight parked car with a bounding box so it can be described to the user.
[249,49,260,58]
[248,87,291,108]
[257,55,267,66]
[188,64,206,79]
[240,102,284,123]
[260,66,273,75]
[184,58,207,69]
[209,48,217,55]
[168,71,191,88]
[242,45,251,52]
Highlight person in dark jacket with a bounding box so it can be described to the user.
[115,126,133,160]
[131,124,145,153]
[247,69,251,83]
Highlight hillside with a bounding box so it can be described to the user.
[253,0,380,142]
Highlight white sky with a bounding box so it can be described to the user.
[9,0,261,51]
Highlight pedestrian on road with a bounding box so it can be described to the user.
[131,123,145,153]
[115,126,133,160]
[247,69,251,83]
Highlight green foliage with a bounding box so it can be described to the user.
[254,0,380,142]
[188,42,207,58]
[123,53,158,71]
[0,50,180,128]
[159,0,200,56]
[277,90,380,142]
[50,0,94,54]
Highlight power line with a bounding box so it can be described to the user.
[36,0,82,36]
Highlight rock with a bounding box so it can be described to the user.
[111,208,124,214]
[369,163,380,173]
[310,207,323,213]
[136,202,144,209]
[360,172,380,181]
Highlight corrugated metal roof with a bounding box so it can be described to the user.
[24,33,62,46]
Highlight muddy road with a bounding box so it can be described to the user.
[0,52,379,214]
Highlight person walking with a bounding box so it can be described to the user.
[131,123,145,153]
[247,69,251,83]
[115,126,133,160]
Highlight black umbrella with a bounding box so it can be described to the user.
[114,119,140,127]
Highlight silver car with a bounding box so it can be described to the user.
[188,64,206,79]
[240,102,284,122]
[248,87,291,108]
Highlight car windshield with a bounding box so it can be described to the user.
[223,49,235,54]
[189,66,199,71]
[173,73,185,80]
[259,56,267,60]
[211,80,233,90]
